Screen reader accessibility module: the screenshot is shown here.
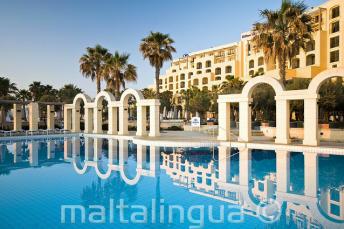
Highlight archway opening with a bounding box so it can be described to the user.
[79,100,85,131]
[96,97,110,133]
[128,95,137,132]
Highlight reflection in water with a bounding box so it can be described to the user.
[0,136,344,228]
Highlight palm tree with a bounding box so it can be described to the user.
[251,0,313,85]
[103,51,137,99]
[139,32,176,99]
[16,89,31,121]
[0,77,18,129]
[79,45,110,93]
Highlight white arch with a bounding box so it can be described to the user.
[120,88,144,105]
[308,67,344,94]
[72,93,92,107]
[119,166,142,185]
[94,90,116,106]
[242,75,285,97]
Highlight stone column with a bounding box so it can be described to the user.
[275,99,290,144]
[137,144,147,169]
[239,100,252,142]
[119,105,129,135]
[13,104,22,131]
[218,146,231,183]
[63,107,72,130]
[149,105,160,137]
[47,105,55,130]
[217,102,231,141]
[47,140,55,159]
[303,98,319,146]
[108,106,118,135]
[304,152,318,198]
[72,107,81,132]
[149,145,160,176]
[276,150,290,193]
[13,142,22,163]
[29,141,39,167]
[29,102,39,131]
[93,105,103,134]
[239,148,251,186]
[137,106,147,136]
[84,108,93,134]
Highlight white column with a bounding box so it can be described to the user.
[63,107,72,130]
[13,104,22,131]
[47,105,55,130]
[47,140,55,159]
[137,144,147,169]
[119,105,129,135]
[29,141,39,166]
[64,138,72,160]
[108,106,118,135]
[275,99,290,144]
[239,100,252,142]
[13,142,22,163]
[149,105,160,137]
[218,146,231,183]
[84,108,93,134]
[304,152,318,198]
[239,148,251,186]
[149,145,160,176]
[29,102,39,131]
[217,102,231,141]
[303,98,319,146]
[136,106,147,136]
[276,150,290,193]
[93,105,102,134]
[72,107,80,132]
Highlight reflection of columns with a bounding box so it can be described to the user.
[47,141,55,159]
[149,145,160,176]
[108,106,118,135]
[29,141,39,166]
[94,138,103,161]
[149,105,160,137]
[304,152,318,198]
[63,107,72,130]
[84,137,94,161]
[119,106,129,135]
[239,148,251,186]
[13,104,22,131]
[217,102,231,141]
[29,102,39,131]
[239,100,251,142]
[119,139,129,165]
[84,107,93,134]
[72,107,81,132]
[303,98,319,146]
[137,106,147,136]
[72,137,80,156]
[108,139,118,164]
[218,146,230,183]
[47,105,55,130]
[275,99,290,144]
[137,144,147,169]
[276,150,290,193]
[64,138,72,159]
[13,142,22,163]
[93,105,102,134]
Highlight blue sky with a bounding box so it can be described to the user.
[0,0,326,96]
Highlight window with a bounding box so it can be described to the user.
[258,68,264,75]
[172,69,176,73]
[196,62,202,69]
[258,182,264,192]
[330,189,340,202]
[215,67,221,75]
[159,79,163,85]
[180,74,185,80]
[169,84,173,90]
[193,79,199,86]
[330,36,340,48]
[306,54,315,66]
[330,50,340,63]
[331,21,340,33]
[197,70,202,74]
[306,40,315,52]
[225,66,232,73]
[330,204,340,217]
[331,6,340,19]
[202,77,208,84]
[291,58,300,69]
[258,57,264,66]
[169,76,173,82]
[249,60,254,69]
[206,69,211,73]
[249,70,254,76]
[215,76,221,81]
[202,86,208,91]
[180,82,185,88]
[165,79,167,84]
[205,60,211,68]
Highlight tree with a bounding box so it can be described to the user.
[139,32,176,99]
[58,84,83,104]
[103,51,137,99]
[188,88,211,118]
[252,0,313,85]
[286,78,311,121]
[141,88,156,99]
[0,77,18,129]
[79,44,110,93]
[219,76,245,94]
[159,91,173,113]
[16,89,31,121]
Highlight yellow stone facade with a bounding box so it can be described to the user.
[153,0,344,105]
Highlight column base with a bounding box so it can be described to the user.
[275,138,291,145]
[217,136,230,141]
[118,131,129,136]
[107,131,118,135]
[149,132,160,137]
[303,139,320,146]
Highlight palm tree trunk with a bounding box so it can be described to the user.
[115,81,120,100]
[96,76,101,93]
[278,54,287,86]
[155,67,160,99]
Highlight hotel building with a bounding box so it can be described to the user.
[153,0,344,107]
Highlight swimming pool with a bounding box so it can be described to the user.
[0,136,343,228]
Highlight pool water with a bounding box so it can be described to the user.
[0,136,343,228]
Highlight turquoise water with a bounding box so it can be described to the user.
[0,136,343,228]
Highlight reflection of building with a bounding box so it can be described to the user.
[153,0,344,107]
[320,186,344,220]
[286,203,322,228]
[251,173,277,203]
